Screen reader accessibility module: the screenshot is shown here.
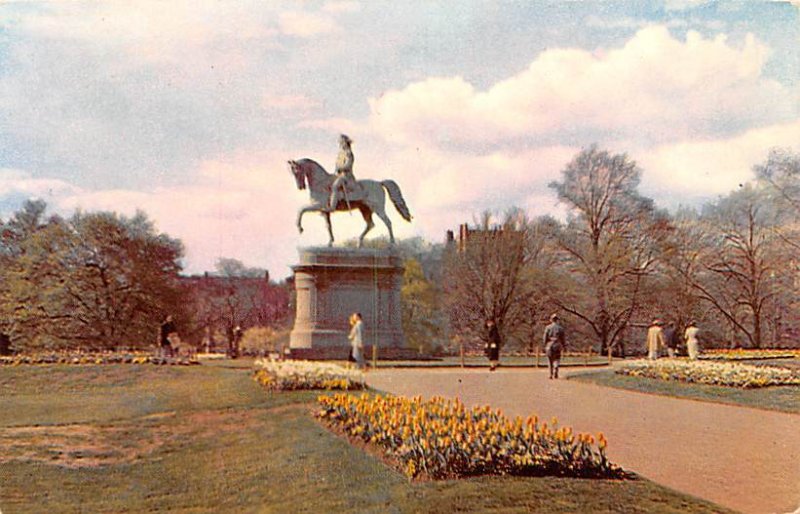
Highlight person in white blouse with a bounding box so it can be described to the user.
[348,312,365,369]
[684,320,700,360]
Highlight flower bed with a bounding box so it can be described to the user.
[0,352,199,366]
[253,359,366,391]
[617,359,800,388]
[317,393,623,480]
[700,349,800,361]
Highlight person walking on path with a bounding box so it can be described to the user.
[646,319,665,360]
[663,321,679,358]
[484,319,501,371]
[685,321,700,360]
[159,315,177,358]
[348,312,366,370]
[543,313,566,379]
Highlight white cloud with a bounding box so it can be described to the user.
[279,11,340,38]
[638,119,800,202]
[664,0,717,11]
[262,93,320,112]
[0,169,81,199]
[584,16,652,29]
[322,1,361,13]
[13,1,278,65]
[368,26,796,150]
[6,152,304,276]
[2,7,797,276]
[298,117,362,137]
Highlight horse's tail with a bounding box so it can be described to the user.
[381,180,412,222]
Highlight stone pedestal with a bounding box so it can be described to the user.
[289,247,405,358]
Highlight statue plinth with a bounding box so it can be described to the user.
[289,247,405,357]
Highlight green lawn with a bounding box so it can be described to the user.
[570,368,800,414]
[0,363,732,513]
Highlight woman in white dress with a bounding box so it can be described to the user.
[348,312,365,370]
[684,321,700,360]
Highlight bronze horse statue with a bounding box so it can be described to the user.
[289,158,412,247]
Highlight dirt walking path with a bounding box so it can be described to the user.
[366,367,800,514]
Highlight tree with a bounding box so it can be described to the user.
[0,206,71,350]
[184,259,290,350]
[401,258,442,354]
[655,208,709,331]
[1,202,43,339]
[215,257,268,279]
[444,210,553,351]
[693,186,786,348]
[549,145,668,353]
[0,203,186,351]
[755,148,800,218]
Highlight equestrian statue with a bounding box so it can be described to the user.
[289,134,412,247]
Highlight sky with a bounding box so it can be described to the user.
[0,0,798,278]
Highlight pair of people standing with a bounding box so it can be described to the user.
[348,312,366,370]
[647,319,700,359]
[484,314,566,379]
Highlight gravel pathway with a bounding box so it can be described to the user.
[366,367,800,514]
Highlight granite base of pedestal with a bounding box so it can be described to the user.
[288,246,407,359]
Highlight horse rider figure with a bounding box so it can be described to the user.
[325,134,359,212]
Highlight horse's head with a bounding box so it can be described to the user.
[288,160,306,190]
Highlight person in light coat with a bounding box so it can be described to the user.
[348,312,365,369]
[646,319,665,360]
[685,320,700,360]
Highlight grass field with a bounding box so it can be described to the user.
[0,361,733,513]
[570,368,800,414]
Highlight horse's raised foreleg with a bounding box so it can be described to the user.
[324,212,334,247]
[297,204,325,234]
[358,206,375,248]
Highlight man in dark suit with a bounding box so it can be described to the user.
[663,321,679,358]
[159,315,176,358]
[543,314,566,379]
[484,319,501,371]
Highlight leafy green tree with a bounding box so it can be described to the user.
[215,257,268,279]
[1,200,69,350]
[401,258,442,354]
[0,203,186,351]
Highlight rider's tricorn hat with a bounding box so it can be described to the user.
[340,134,353,144]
